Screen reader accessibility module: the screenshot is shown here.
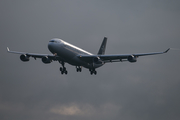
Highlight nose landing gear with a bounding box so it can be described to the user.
[76,66,82,72]
[59,61,68,75]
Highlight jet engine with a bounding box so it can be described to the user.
[20,54,29,62]
[93,57,103,64]
[42,56,51,64]
[127,55,137,63]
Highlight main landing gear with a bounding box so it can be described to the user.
[89,68,97,75]
[60,67,68,74]
[58,62,97,75]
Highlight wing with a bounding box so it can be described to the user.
[78,48,170,63]
[7,47,59,61]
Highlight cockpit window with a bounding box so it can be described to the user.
[50,39,61,43]
[50,40,59,43]
[50,40,55,42]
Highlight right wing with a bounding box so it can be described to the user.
[7,47,60,61]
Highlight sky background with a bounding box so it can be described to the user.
[1,0,180,120]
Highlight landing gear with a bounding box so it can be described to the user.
[89,68,97,75]
[76,66,82,72]
[59,61,68,75]
[60,67,68,74]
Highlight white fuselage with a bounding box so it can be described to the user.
[48,38,103,69]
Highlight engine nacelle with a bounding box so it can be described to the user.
[20,54,29,62]
[93,57,100,62]
[93,57,103,64]
[127,55,137,63]
[42,56,51,64]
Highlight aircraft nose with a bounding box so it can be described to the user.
[48,42,54,53]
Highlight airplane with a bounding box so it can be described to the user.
[7,37,170,75]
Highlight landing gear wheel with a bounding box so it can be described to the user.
[60,66,68,75]
[89,68,97,75]
[76,66,82,72]
[90,71,93,75]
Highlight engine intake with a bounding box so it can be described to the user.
[20,54,29,62]
[42,56,51,64]
[127,55,137,63]
[93,57,100,63]
[93,57,103,64]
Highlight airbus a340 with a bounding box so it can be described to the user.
[7,37,170,75]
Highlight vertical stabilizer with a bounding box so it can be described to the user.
[98,37,107,55]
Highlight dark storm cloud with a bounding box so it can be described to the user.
[1,0,180,120]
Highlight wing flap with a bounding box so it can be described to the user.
[78,54,130,63]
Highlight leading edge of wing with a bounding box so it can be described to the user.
[7,47,26,54]
[133,48,170,57]
[7,47,55,58]
[78,48,170,63]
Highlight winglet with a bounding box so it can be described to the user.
[164,48,170,53]
[7,47,10,52]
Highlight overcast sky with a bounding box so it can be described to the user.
[1,0,180,120]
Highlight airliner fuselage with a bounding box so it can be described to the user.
[48,38,104,69]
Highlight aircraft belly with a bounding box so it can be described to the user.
[56,46,81,66]
[82,63,104,69]
[57,50,103,68]
[59,51,104,68]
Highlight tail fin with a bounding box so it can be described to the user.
[97,37,107,55]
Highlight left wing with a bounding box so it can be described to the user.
[78,48,170,63]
